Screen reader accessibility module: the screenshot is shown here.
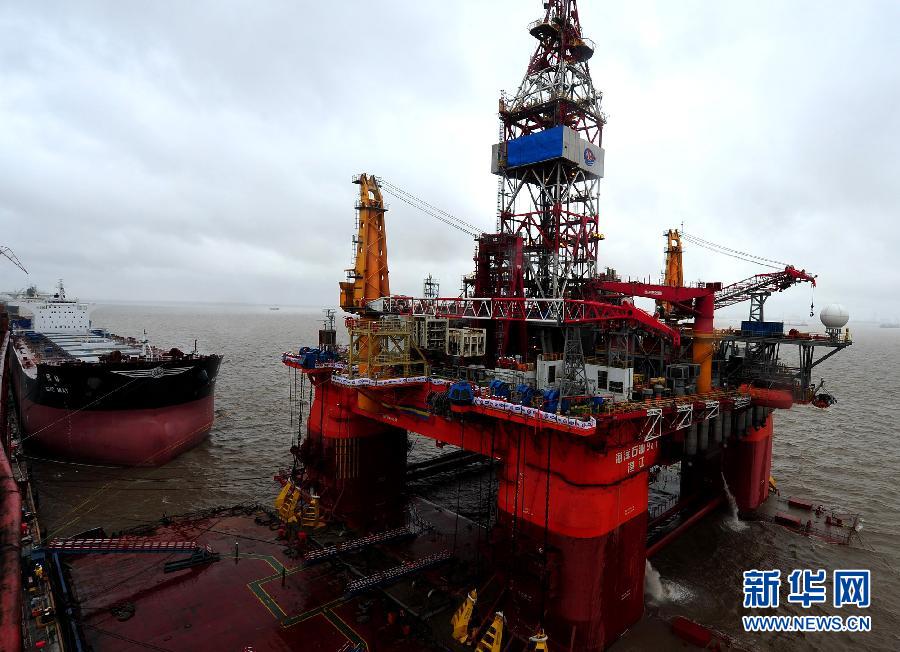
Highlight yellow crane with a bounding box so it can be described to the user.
[658,229,683,318]
[338,174,390,384]
[339,174,390,312]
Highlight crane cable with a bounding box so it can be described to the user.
[685,229,817,315]
[1,245,28,273]
[375,178,482,238]
[680,232,786,270]
[377,177,481,233]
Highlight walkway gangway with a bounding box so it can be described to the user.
[47,538,206,554]
[301,526,415,566]
[344,550,452,595]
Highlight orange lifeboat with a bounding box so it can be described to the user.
[740,385,794,409]
[812,393,837,409]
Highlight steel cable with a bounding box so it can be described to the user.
[376,178,482,238]
[681,232,786,269]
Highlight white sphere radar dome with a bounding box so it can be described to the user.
[820,304,850,329]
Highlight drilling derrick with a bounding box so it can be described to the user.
[493,0,604,301]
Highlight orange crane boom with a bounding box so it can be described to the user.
[658,229,683,317]
[715,266,816,321]
[715,266,816,307]
[339,174,390,313]
[338,174,391,384]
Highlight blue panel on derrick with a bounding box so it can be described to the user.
[506,126,565,168]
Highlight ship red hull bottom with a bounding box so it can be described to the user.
[18,395,214,466]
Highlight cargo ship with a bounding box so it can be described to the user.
[9,282,221,466]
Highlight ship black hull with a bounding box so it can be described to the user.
[16,356,220,412]
[12,353,222,466]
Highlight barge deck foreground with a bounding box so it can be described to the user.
[57,502,486,652]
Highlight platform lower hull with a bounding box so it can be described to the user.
[294,379,781,651]
[498,512,647,651]
[724,412,774,512]
[16,394,214,466]
[303,381,407,531]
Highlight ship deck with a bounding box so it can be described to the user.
[751,494,860,544]
[14,330,153,365]
[40,332,145,363]
[15,330,192,365]
[61,500,490,652]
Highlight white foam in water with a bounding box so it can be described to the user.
[721,472,748,531]
[644,560,666,602]
[645,560,694,604]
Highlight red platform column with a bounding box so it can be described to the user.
[724,411,774,512]
[493,429,655,651]
[304,382,407,532]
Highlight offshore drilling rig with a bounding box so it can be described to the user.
[283,1,852,649]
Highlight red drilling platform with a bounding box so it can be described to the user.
[282,2,852,649]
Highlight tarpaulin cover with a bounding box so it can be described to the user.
[506,126,564,168]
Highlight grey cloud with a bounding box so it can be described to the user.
[1,1,897,321]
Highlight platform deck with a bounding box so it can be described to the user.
[65,501,484,651]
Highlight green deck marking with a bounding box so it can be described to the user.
[238,551,355,627]
[248,580,288,619]
[241,552,294,619]
[322,609,368,650]
[279,596,349,627]
[241,552,288,575]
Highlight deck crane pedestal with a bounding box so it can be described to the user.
[315,173,410,533]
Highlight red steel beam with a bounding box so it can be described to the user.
[593,280,717,303]
[377,296,680,346]
[646,495,725,558]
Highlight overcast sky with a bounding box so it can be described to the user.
[2,1,899,322]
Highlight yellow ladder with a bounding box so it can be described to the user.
[450,589,477,643]
[301,493,321,528]
[475,612,504,652]
[275,483,300,524]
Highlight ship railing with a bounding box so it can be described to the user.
[648,493,679,521]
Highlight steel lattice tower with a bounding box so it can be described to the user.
[493,0,605,300]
